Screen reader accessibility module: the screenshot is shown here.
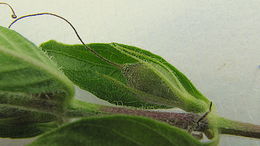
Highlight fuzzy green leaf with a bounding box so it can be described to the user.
[113,43,210,112]
[29,115,217,146]
[0,119,58,138]
[0,26,74,137]
[40,41,157,108]
[40,41,209,112]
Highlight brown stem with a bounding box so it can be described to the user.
[216,116,260,139]
[101,106,208,132]
[67,99,208,132]
[67,99,260,139]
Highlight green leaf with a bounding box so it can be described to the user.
[29,115,218,146]
[113,43,210,112]
[0,26,74,137]
[0,118,58,138]
[40,41,209,112]
[40,41,157,108]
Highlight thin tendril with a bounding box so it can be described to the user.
[8,12,122,69]
[0,2,17,18]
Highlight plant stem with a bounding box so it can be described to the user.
[66,99,207,132]
[67,99,260,139]
[215,116,260,139]
[101,106,209,132]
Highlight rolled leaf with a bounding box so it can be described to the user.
[113,43,210,112]
[0,26,74,137]
[29,115,218,146]
[40,41,210,112]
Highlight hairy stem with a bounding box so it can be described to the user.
[66,99,208,132]
[101,106,209,132]
[216,116,260,139]
[67,99,260,139]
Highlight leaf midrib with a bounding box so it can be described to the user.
[0,29,47,64]
[0,45,74,98]
[45,49,117,69]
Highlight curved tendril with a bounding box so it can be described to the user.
[0,2,17,19]
[8,12,122,69]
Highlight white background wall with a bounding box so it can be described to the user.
[0,0,260,145]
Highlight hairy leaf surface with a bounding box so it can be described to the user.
[41,41,210,112]
[29,115,218,146]
[41,41,157,108]
[0,26,74,137]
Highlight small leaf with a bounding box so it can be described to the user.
[29,115,217,146]
[0,26,74,137]
[40,41,210,112]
